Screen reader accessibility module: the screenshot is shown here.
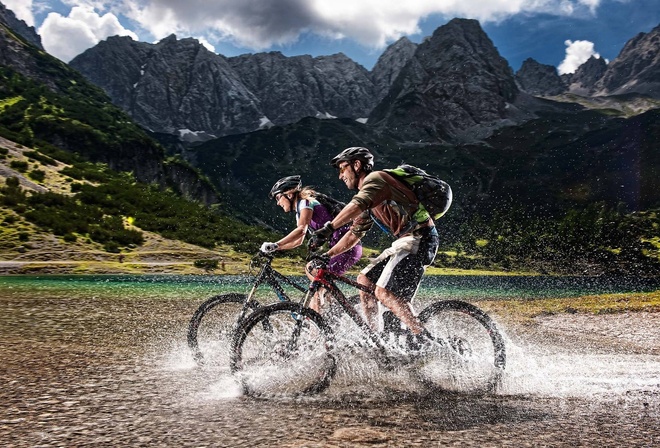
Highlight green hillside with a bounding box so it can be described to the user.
[0,24,279,272]
[0,138,278,263]
[189,109,660,275]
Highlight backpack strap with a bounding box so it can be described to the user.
[379,170,418,206]
[381,170,435,226]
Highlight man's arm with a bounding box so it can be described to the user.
[329,202,363,229]
[326,229,361,257]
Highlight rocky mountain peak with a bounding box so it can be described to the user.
[368,18,520,143]
[371,36,417,102]
[515,58,567,96]
[567,55,608,95]
[0,2,43,50]
[594,24,660,97]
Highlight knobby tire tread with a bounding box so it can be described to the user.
[230,302,336,396]
[187,293,257,363]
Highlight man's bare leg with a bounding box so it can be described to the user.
[373,286,425,335]
[357,273,379,330]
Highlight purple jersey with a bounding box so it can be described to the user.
[297,198,362,275]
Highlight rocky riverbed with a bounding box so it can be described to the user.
[1,283,658,447]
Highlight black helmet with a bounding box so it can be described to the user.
[269,175,302,199]
[330,146,374,171]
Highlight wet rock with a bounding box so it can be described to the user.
[331,426,390,443]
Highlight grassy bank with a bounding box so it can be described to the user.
[479,290,660,321]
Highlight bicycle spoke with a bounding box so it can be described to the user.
[416,300,506,393]
[187,293,254,365]
[231,303,336,396]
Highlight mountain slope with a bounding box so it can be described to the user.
[595,24,660,97]
[368,18,523,143]
[0,18,219,204]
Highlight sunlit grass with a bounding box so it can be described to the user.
[0,96,22,109]
[479,290,660,321]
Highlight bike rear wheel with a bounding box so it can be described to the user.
[416,300,506,392]
[187,293,259,364]
[230,302,336,397]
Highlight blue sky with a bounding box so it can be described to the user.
[7,1,660,73]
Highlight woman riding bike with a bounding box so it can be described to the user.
[260,175,362,312]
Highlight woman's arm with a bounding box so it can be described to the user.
[275,206,313,250]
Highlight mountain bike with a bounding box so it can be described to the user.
[229,258,507,397]
[187,252,358,364]
[187,252,309,364]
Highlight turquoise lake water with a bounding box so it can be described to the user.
[1,274,658,302]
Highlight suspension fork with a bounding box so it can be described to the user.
[239,262,288,324]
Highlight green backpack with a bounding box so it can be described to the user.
[383,164,453,220]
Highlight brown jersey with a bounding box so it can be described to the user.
[349,171,432,238]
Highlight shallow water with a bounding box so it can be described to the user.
[1,275,658,447]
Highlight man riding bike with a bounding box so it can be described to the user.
[260,175,362,312]
[309,147,449,345]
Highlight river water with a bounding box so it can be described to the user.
[1,275,658,447]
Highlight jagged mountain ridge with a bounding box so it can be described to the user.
[71,19,533,144]
[0,10,219,205]
[70,19,535,144]
[70,34,415,140]
[70,17,659,148]
[517,23,660,98]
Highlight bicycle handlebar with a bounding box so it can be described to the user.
[257,250,274,260]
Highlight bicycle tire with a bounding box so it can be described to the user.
[187,293,259,364]
[415,300,506,392]
[230,302,336,397]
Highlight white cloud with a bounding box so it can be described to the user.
[195,36,215,53]
[577,0,602,13]
[120,0,604,51]
[558,39,601,74]
[3,0,35,26]
[37,5,138,62]
[22,0,606,62]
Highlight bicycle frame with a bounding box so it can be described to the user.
[303,267,393,358]
[188,253,319,363]
[238,253,310,321]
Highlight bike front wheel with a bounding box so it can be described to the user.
[416,300,506,392]
[230,302,336,397]
[187,293,259,364]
